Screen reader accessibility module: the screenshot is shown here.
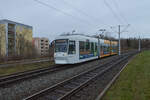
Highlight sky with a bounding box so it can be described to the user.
[0,0,150,42]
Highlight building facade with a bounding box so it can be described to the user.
[0,19,33,57]
[33,37,49,56]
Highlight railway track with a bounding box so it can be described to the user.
[23,52,137,100]
[0,65,61,87]
[0,55,116,87]
[0,58,50,68]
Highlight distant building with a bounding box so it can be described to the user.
[0,19,33,57]
[33,37,49,56]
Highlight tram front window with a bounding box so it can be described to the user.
[55,39,68,52]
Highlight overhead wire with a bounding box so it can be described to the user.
[111,0,129,24]
[111,0,137,38]
[59,0,106,25]
[34,0,131,37]
[35,0,117,32]
[103,0,124,24]
[40,0,116,35]
[103,0,133,38]
[49,0,115,34]
[109,0,137,38]
[33,0,95,27]
[54,0,113,34]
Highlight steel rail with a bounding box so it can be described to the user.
[0,64,63,87]
[60,52,137,100]
[23,52,134,100]
[95,53,138,100]
[0,55,116,87]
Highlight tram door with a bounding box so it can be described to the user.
[98,38,101,58]
[68,40,76,63]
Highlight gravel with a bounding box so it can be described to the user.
[0,56,117,100]
[70,56,130,100]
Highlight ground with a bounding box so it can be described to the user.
[0,61,54,76]
[102,51,150,100]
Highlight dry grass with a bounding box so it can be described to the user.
[0,61,54,76]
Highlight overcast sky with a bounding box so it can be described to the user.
[0,0,150,42]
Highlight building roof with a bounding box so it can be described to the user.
[0,19,32,29]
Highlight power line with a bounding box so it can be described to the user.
[59,0,106,25]
[33,0,94,26]
[121,24,130,33]
[49,0,112,31]
[103,0,124,24]
[111,0,128,24]
[110,0,137,38]
[34,0,130,35]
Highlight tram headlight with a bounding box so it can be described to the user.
[63,53,67,56]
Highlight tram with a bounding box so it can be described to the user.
[54,34,118,64]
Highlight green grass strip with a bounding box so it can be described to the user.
[102,51,150,100]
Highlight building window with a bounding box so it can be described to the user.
[41,43,44,45]
[41,40,44,42]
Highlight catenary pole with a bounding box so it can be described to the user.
[138,36,141,52]
[118,25,121,55]
[111,24,130,55]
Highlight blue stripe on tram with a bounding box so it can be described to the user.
[79,54,95,59]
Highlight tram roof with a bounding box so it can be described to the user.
[55,34,104,43]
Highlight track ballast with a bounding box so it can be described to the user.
[23,52,138,100]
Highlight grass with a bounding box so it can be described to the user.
[102,51,150,100]
[0,61,54,76]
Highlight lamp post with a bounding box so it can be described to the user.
[138,36,141,52]
[118,25,121,55]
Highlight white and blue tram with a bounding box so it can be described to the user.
[54,34,118,64]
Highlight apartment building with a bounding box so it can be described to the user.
[0,19,33,57]
[33,37,49,56]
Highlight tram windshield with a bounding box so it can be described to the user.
[55,39,68,52]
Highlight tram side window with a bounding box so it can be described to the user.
[79,41,85,52]
[101,45,103,50]
[95,43,97,52]
[91,42,94,53]
[68,41,76,54]
[86,42,90,51]
[103,45,107,53]
[106,46,108,51]
[107,45,110,52]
